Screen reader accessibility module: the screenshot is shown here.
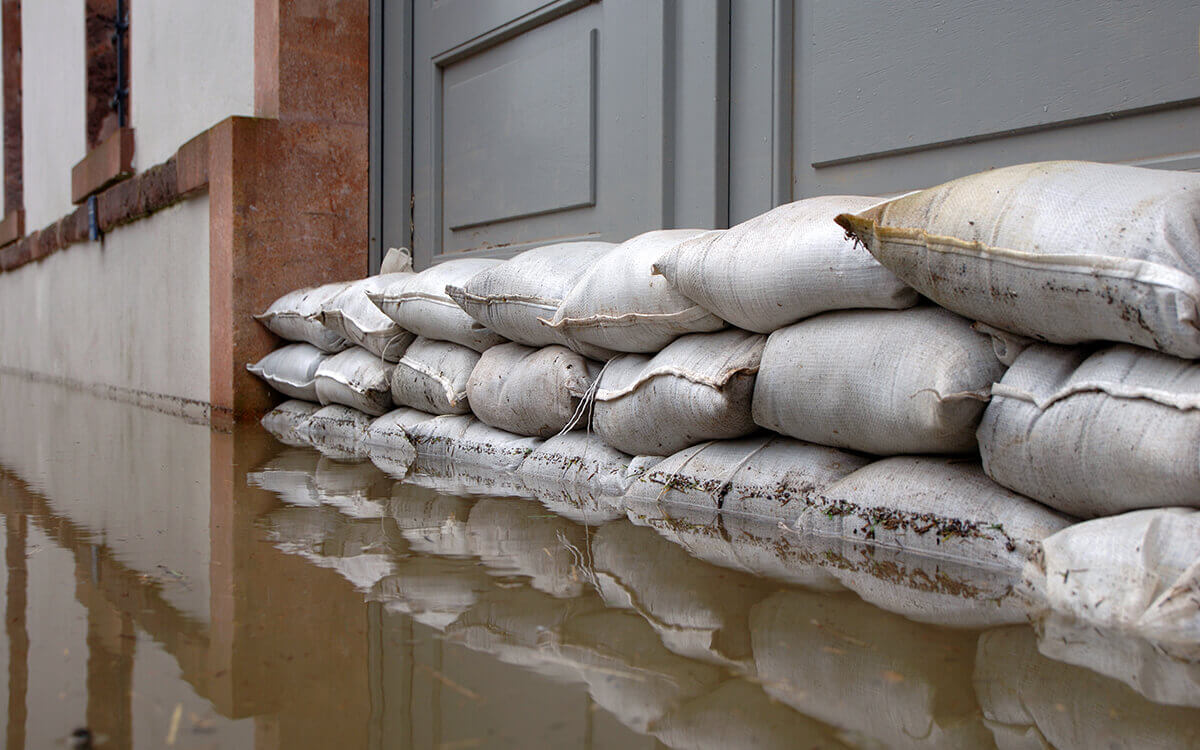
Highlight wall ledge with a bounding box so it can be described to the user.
[72,126,136,203]
[0,209,24,247]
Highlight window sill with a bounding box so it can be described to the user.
[71,127,136,204]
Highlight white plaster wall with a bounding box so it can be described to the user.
[0,196,210,403]
[22,0,86,230]
[132,0,256,168]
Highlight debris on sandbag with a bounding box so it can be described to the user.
[389,336,480,415]
[247,343,329,401]
[260,399,323,447]
[515,432,653,525]
[299,404,373,461]
[313,348,395,416]
[368,258,508,352]
[465,343,600,437]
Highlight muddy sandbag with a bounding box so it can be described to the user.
[367,259,507,351]
[838,161,1200,358]
[652,679,849,750]
[555,609,724,732]
[592,330,765,456]
[1031,508,1200,650]
[386,482,476,557]
[317,275,416,361]
[247,447,321,506]
[516,434,653,524]
[752,590,992,750]
[653,196,918,333]
[794,457,1074,570]
[545,229,725,353]
[313,347,395,416]
[405,414,542,468]
[389,337,479,415]
[246,343,329,401]
[444,240,616,358]
[591,521,771,669]
[1037,612,1200,709]
[255,281,353,352]
[624,435,870,523]
[754,307,1005,455]
[979,344,1200,518]
[260,399,323,447]
[974,626,1200,749]
[466,497,590,598]
[361,407,435,477]
[300,404,373,460]
[370,556,493,631]
[313,456,393,519]
[465,343,600,437]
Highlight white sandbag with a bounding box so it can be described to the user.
[367,259,507,352]
[974,626,1200,750]
[751,590,993,750]
[1031,508,1200,650]
[793,457,1075,570]
[246,343,329,401]
[592,330,765,456]
[465,497,590,598]
[255,281,352,352]
[390,337,479,415]
[300,404,373,460]
[361,408,434,477]
[979,344,1200,518]
[317,275,416,361]
[974,321,1035,367]
[544,229,725,353]
[260,399,322,446]
[465,343,599,437]
[837,161,1200,358]
[313,347,395,416]
[623,435,870,523]
[404,414,542,471]
[444,240,616,358]
[753,307,1005,454]
[652,195,918,333]
[246,448,320,506]
[516,432,643,502]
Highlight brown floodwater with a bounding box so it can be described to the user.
[0,372,1198,749]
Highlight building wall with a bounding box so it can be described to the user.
[21,0,86,231]
[0,196,211,406]
[131,0,256,168]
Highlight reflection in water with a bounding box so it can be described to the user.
[1,371,1199,748]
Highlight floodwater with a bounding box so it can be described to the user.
[0,373,1198,749]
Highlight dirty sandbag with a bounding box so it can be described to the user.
[623,435,870,524]
[260,399,323,447]
[405,414,542,470]
[974,626,1200,750]
[246,343,329,401]
[652,679,851,750]
[979,343,1200,518]
[445,240,616,358]
[369,556,493,631]
[367,258,507,352]
[300,404,373,461]
[544,229,725,354]
[466,343,600,437]
[247,447,320,506]
[1031,508,1200,651]
[516,433,654,524]
[794,456,1075,570]
[751,590,992,750]
[591,521,772,670]
[652,195,918,333]
[555,608,724,733]
[255,281,353,352]
[389,337,480,415]
[361,407,435,477]
[313,347,395,416]
[592,329,765,456]
[465,497,590,598]
[974,321,1035,366]
[406,454,532,498]
[837,161,1200,358]
[753,307,1005,455]
[317,275,416,361]
[385,483,476,557]
[313,455,393,519]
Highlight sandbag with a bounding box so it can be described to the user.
[515,432,649,516]
[361,408,434,477]
[465,497,590,598]
[444,240,616,358]
[312,347,395,416]
[544,229,725,353]
[260,399,323,446]
[837,160,1200,358]
[623,435,870,523]
[389,337,479,415]
[753,307,1005,454]
[1031,508,1200,650]
[592,330,765,456]
[979,344,1200,517]
[246,343,329,401]
[404,414,542,471]
[300,404,373,460]
[317,275,416,361]
[465,343,599,437]
[653,195,918,333]
[794,457,1074,570]
[367,259,507,351]
[255,282,352,352]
